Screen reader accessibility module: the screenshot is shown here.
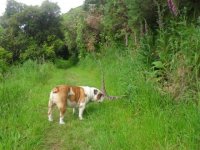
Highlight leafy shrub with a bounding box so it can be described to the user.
[140,18,200,101]
[0,47,12,74]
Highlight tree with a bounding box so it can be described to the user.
[17,0,63,45]
[102,0,130,46]
[4,0,26,17]
[0,0,66,62]
[63,7,86,58]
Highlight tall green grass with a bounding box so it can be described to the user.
[78,45,200,149]
[0,60,54,149]
[139,19,200,102]
[1,46,200,149]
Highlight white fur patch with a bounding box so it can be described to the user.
[48,114,53,121]
[67,99,78,108]
[59,117,65,124]
[68,87,75,96]
[80,86,102,102]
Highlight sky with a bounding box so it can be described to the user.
[0,0,85,16]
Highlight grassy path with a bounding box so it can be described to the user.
[38,66,134,150]
[1,60,199,149]
[40,65,200,150]
[0,62,135,149]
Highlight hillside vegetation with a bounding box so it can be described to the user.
[0,0,200,100]
[0,0,200,149]
[1,49,200,149]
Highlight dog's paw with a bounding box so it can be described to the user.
[79,117,84,121]
[48,116,53,122]
[59,121,65,125]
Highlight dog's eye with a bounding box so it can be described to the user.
[97,93,103,100]
[94,89,98,95]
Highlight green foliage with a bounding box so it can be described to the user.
[76,19,87,58]
[139,17,200,100]
[62,7,86,58]
[177,0,200,18]
[15,0,63,44]
[1,43,200,149]
[4,0,27,17]
[0,47,12,74]
[83,0,104,11]
[0,60,54,149]
[139,34,156,65]
[77,45,200,149]
[102,0,129,43]
[1,0,200,149]
[0,0,65,63]
[0,47,12,63]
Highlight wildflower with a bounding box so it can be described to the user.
[167,0,178,16]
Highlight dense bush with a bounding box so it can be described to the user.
[0,46,12,74]
[138,16,200,101]
[0,0,200,101]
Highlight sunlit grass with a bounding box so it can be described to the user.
[0,49,200,149]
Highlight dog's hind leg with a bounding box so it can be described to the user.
[48,92,55,122]
[58,105,66,124]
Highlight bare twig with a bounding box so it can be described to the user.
[92,53,127,100]
[105,95,127,100]
[99,60,127,100]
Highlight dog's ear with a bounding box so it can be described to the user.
[94,89,98,95]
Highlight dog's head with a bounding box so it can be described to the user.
[92,88,105,102]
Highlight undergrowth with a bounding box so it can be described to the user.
[0,60,54,149]
[0,46,200,149]
[140,19,200,102]
[79,45,200,149]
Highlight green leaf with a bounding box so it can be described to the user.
[152,61,164,69]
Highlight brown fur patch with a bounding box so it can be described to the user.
[51,85,86,105]
[48,85,88,123]
[68,86,86,103]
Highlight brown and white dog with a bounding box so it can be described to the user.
[48,85,104,124]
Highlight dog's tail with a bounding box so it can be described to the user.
[48,90,55,121]
[49,91,54,101]
[49,87,60,105]
[48,91,54,108]
[48,87,58,103]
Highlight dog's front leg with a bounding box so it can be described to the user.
[73,108,78,115]
[78,103,85,120]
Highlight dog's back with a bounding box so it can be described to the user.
[50,85,85,105]
[48,85,86,124]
